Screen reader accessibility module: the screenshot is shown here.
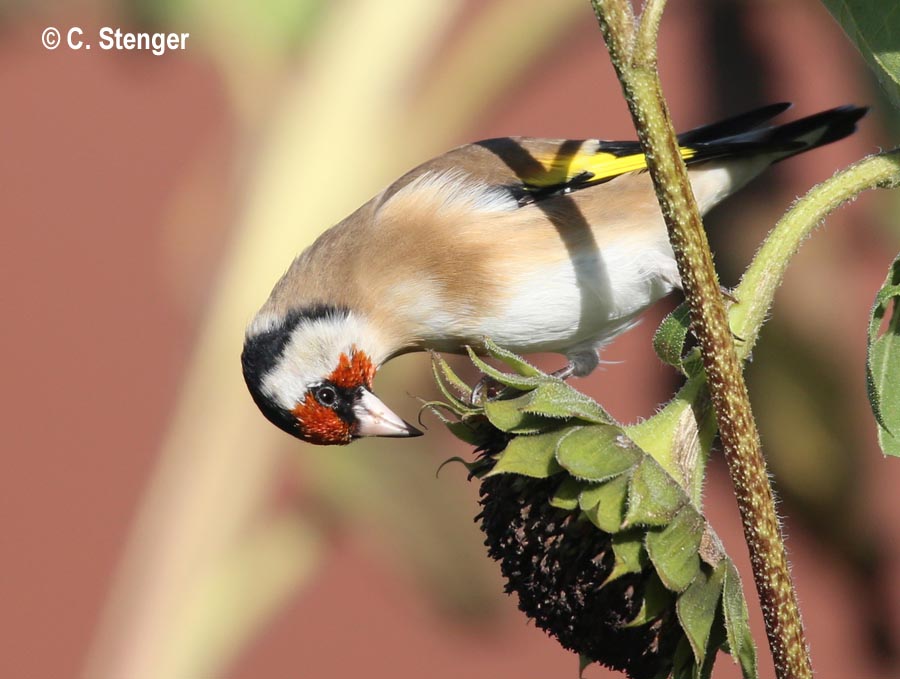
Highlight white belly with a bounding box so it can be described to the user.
[478,241,680,356]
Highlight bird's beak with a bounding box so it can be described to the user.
[352,388,424,438]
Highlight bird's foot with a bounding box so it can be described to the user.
[469,361,577,405]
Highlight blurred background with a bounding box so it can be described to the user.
[3,0,900,677]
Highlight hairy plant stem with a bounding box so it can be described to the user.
[631,150,900,506]
[590,1,812,677]
[732,151,900,352]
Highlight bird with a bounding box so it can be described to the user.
[241,103,866,445]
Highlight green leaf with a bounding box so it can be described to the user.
[466,346,545,390]
[866,253,900,456]
[580,473,630,532]
[625,376,714,503]
[645,506,704,592]
[624,573,674,627]
[625,457,686,526]
[555,425,641,481]
[435,456,485,477]
[821,0,900,110]
[483,394,550,434]
[524,381,616,424]
[607,530,648,581]
[676,564,725,664]
[430,407,495,446]
[672,636,697,679]
[483,337,545,377]
[436,287,761,677]
[722,562,758,679]
[549,476,584,510]
[443,420,483,445]
[700,615,727,679]
[486,428,572,478]
[653,302,692,372]
[431,352,474,409]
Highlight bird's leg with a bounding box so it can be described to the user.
[471,365,574,405]
[550,363,576,380]
[558,349,598,380]
[469,364,573,406]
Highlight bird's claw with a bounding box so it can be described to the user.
[470,375,505,406]
[470,361,576,406]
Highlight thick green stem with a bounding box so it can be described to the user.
[732,151,900,354]
[632,150,900,497]
[590,1,812,677]
[635,0,667,63]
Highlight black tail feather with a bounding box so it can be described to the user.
[679,104,867,168]
[760,105,869,159]
[678,102,793,145]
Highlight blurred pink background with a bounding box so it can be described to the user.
[3,1,899,678]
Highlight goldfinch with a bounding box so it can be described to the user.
[241,103,866,445]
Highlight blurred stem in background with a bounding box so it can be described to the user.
[83,2,583,678]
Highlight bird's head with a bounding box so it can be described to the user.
[241,306,422,445]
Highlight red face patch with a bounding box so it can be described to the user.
[290,349,376,445]
[328,349,375,390]
[291,392,352,445]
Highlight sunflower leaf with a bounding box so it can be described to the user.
[723,561,758,679]
[676,563,726,663]
[625,457,687,527]
[483,337,546,377]
[485,427,573,478]
[466,346,546,390]
[821,0,900,110]
[483,393,552,433]
[645,506,704,592]
[866,252,900,456]
[524,381,617,424]
[580,472,631,532]
[555,424,641,481]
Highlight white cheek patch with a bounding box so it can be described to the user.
[260,313,388,411]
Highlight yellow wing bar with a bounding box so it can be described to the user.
[525,144,697,188]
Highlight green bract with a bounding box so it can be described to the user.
[430,341,757,679]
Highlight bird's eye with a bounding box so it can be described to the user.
[314,384,338,407]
